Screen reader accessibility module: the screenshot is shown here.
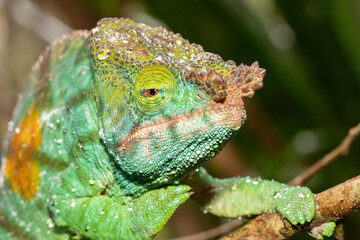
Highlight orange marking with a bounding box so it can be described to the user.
[5,103,42,200]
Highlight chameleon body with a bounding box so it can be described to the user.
[0,18,315,239]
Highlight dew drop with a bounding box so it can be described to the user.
[7,121,14,131]
[97,50,110,60]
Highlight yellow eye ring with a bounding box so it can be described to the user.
[135,65,176,115]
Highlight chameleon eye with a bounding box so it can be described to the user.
[143,89,160,98]
[135,65,176,115]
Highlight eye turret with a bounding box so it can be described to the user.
[135,65,176,115]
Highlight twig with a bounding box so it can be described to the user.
[172,219,244,240]
[221,175,360,240]
[178,124,360,240]
[289,122,360,186]
[220,124,360,239]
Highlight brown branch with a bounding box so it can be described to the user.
[177,123,360,240]
[221,175,360,240]
[172,220,244,240]
[220,123,360,239]
[289,122,360,186]
[178,124,360,240]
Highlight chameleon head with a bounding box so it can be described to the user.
[90,18,265,192]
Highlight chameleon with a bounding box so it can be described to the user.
[0,18,316,239]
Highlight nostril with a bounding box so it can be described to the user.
[212,92,226,103]
[213,76,226,90]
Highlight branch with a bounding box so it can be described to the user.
[289,122,360,186]
[221,175,360,240]
[220,123,360,239]
[178,123,360,240]
[172,220,244,240]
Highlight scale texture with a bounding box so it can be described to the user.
[0,18,315,239]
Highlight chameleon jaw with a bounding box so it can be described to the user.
[115,102,245,155]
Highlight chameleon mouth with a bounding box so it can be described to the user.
[115,102,245,155]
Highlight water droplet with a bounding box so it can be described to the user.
[97,50,110,60]
[99,128,104,139]
[273,192,281,199]
[7,121,14,131]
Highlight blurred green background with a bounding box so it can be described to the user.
[0,0,359,239]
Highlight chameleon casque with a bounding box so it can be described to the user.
[0,18,316,239]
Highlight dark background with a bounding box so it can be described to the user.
[0,0,359,239]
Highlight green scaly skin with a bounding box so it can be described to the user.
[0,18,315,239]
